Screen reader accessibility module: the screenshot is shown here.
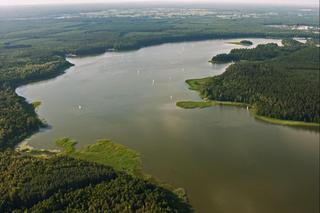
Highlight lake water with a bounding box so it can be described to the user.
[17,39,319,213]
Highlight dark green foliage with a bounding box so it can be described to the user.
[0,52,73,149]
[0,151,191,212]
[281,38,305,47]
[203,41,320,123]
[30,176,189,212]
[211,43,281,63]
[211,39,306,63]
[0,56,73,87]
[240,40,253,46]
[0,87,42,149]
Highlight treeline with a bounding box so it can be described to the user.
[0,151,191,212]
[0,57,72,87]
[211,39,304,63]
[0,57,72,149]
[200,40,320,123]
[0,88,42,149]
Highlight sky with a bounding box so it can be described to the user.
[0,0,318,6]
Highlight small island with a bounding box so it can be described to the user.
[176,100,248,109]
[226,40,253,46]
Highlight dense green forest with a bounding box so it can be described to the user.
[192,39,320,123]
[0,151,191,212]
[0,88,42,149]
[211,39,305,63]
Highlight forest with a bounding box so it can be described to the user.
[0,151,191,212]
[0,5,319,212]
[0,88,42,149]
[194,39,320,123]
[211,39,305,63]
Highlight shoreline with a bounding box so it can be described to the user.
[13,37,281,148]
[16,137,189,201]
[11,36,315,149]
[176,100,320,128]
[251,111,320,127]
[176,100,248,109]
[15,140,61,153]
[73,34,285,57]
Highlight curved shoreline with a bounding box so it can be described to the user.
[252,111,320,127]
[13,37,318,149]
[13,37,273,143]
[176,100,320,128]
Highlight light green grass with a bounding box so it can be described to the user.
[72,140,142,176]
[56,138,142,176]
[177,100,319,127]
[55,137,77,153]
[31,101,41,109]
[185,78,212,91]
[176,100,248,109]
[252,111,320,127]
[176,101,212,109]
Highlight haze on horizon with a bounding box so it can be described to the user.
[0,0,318,6]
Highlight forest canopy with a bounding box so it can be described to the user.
[0,151,191,212]
[194,39,320,123]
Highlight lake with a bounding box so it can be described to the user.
[17,38,319,213]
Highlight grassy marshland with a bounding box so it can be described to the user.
[56,138,141,176]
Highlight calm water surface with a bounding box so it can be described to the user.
[17,39,319,213]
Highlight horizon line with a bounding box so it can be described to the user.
[0,1,318,7]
